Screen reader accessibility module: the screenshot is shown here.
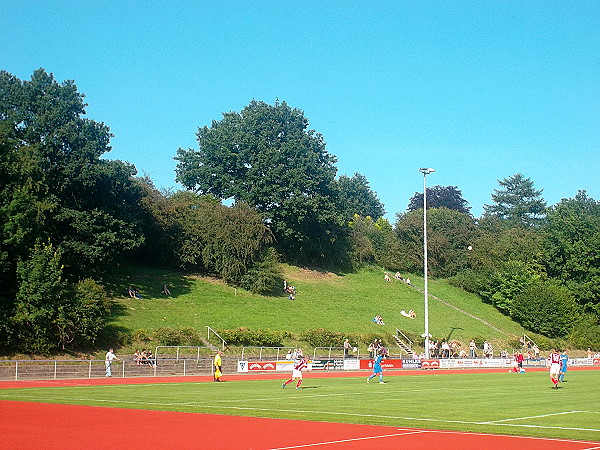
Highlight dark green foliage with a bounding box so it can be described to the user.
[67,279,112,347]
[569,315,600,350]
[511,280,579,338]
[393,208,478,277]
[239,247,282,294]
[153,327,202,346]
[300,329,348,348]
[483,173,547,227]
[542,191,600,315]
[483,260,541,314]
[11,241,66,353]
[10,242,112,353]
[334,173,385,220]
[217,328,291,347]
[407,185,471,215]
[175,99,350,265]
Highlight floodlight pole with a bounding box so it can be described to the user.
[419,168,435,359]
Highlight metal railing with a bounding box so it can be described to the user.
[206,326,228,350]
[240,346,295,361]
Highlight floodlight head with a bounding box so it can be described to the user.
[419,168,436,175]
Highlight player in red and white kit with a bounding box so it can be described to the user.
[282,355,309,389]
[548,349,562,389]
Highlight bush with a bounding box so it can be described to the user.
[217,328,290,347]
[152,327,202,346]
[300,329,346,348]
[239,248,282,294]
[511,280,580,338]
[132,329,151,342]
[569,315,600,350]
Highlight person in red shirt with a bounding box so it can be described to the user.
[282,355,309,389]
[513,350,524,373]
[548,349,561,389]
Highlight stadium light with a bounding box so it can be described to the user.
[419,167,435,359]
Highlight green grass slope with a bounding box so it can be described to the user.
[106,265,529,351]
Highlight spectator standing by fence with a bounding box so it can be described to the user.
[469,340,477,358]
[105,349,119,377]
[343,338,352,358]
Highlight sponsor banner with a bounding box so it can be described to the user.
[359,359,403,370]
[401,359,421,369]
[570,358,594,366]
[442,359,512,369]
[242,361,277,372]
[237,361,249,372]
[276,360,294,371]
[343,359,360,371]
[421,359,440,369]
[311,359,344,370]
[275,360,314,371]
[595,358,600,366]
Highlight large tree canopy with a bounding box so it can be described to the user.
[543,190,600,315]
[483,173,546,227]
[0,69,145,278]
[0,69,145,351]
[175,100,348,265]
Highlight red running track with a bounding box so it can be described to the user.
[1,368,599,449]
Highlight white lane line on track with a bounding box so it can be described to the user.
[266,431,428,450]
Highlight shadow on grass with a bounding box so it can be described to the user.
[103,265,195,300]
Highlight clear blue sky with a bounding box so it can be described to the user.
[2,1,598,220]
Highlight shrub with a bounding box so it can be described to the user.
[217,328,290,347]
[132,329,151,342]
[300,329,347,348]
[511,280,580,338]
[569,315,600,350]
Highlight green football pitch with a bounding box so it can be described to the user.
[1,370,599,442]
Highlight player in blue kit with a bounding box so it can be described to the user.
[367,351,385,384]
[559,350,568,382]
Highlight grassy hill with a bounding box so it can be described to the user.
[104,265,532,354]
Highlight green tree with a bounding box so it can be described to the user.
[394,208,477,277]
[407,185,471,215]
[483,173,547,227]
[543,191,600,315]
[334,173,385,220]
[0,69,146,279]
[175,100,348,265]
[11,241,67,353]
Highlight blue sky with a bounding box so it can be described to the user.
[2,1,598,220]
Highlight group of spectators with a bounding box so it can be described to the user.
[127,285,142,299]
[285,348,305,360]
[368,339,388,358]
[133,349,156,367]
[384,272,412,286]
[423,339,462,358]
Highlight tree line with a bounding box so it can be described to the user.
[1,69,598,353]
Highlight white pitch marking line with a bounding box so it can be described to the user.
[481,410,584,424]
[266,430,428,450]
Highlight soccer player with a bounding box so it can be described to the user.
[548,349,561,389]
[282,355,309,389]
[367,351,385,384]
[559,350,569,382]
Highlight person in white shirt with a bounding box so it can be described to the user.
[105,348,119,377]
